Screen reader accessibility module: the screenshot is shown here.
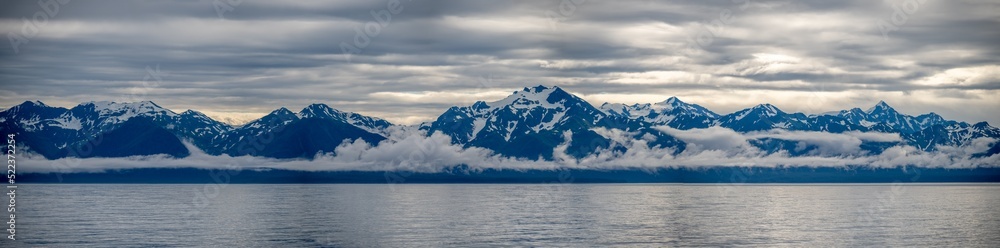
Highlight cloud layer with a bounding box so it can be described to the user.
[20,126,999,173]
[1,0,998,125]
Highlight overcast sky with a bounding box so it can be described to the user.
[1,0,997,125]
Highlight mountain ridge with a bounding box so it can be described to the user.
[2,86,997,160]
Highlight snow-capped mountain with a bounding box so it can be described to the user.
[214,107,298,154]
[717,104,813,132]
[0,100,388,159]
[1,101,70,132]
[427,85,606,143]
[174,109,233,151]
[216,107,386,158]
[806,101,995,149]
[716,103,866,133]
[862,101,926,133]
[214,104,390,158]
[298,103,393,135]
[63,101,178,132]
[915,112,949,128]
[63,101,233,155]
[2,87,997,160]
[0,100,230,158]
[904,121,1000,150]
[1,101,79,158]
[599,97,719,129]
[425,85,684,159]
[819,101,947,133]
[821,107,877,128]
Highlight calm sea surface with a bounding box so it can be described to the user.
[12,184,1000,247]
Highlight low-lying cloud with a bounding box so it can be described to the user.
[19,126,998,173]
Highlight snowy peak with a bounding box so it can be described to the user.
[425,85,672,160]
[4,101,62,116]
[915,112,946,126]
[828,107,871,127]
[973,121,992,129]
[212,104,388,158]
[464,85,603,133]
[2,101,52,115]
[85,100,171,113]
[664,96,680,105]
[58,100,181,133]
[75,100,178,120]
[858,101,925,133]
[471,101,490,110]
[0,100,239,157]
[269,107,295,116]
[968,122,999,136]
[655,96,693,111]
[598,102,649,119]
[298,103,343,119]
[227,103,392,137]
[263,107,298,122]
[180,109,210,118]
[524,85,563,95]
[598,97,719,129]
[865,101,896,115]
[1,101,69,132]
[178,109,226,126]
[21,100,48,107]
[487,85,577,109]
[655,97,719,117]
[528,85,554,93]
[842,108,866,116]
[426,85,611,147]
[737,103,784,119]
[239,107,299,130]
[172,109,232,142]
[717,103,811,132]
[178,109,225,125]
[652,98,682,111]
[296,103,393,134]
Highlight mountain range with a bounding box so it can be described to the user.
[2,85,998,160]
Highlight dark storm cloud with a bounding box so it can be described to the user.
[0,0,997,124]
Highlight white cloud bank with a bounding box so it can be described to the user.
[18,126,999,173]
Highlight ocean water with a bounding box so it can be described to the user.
[11,184,1000,247]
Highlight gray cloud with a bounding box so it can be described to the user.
[0,0,998,125]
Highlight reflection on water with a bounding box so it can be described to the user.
[14,184,1000,247]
